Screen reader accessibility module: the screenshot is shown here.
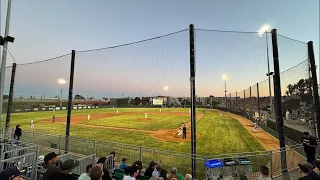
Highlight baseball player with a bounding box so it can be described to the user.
[178,128,182,138]
[88,114,91,120]
[252,122,258,132]
[30,119,34,129]
[220,113,223,117]
[52,115,55,122]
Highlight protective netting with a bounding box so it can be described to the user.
[73,30,189,110]
[230,92,237,111]
[2,66,13,114]
[244,87,251,119]
[12,54,71,113]
[237,90,245,114]
[251,84,258,120]
[194,29,268,98]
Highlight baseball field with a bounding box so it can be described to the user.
[3,108,264,155]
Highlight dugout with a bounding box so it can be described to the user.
[110,98,129,107]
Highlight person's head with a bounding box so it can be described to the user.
[159,168,167,178]
[60,159,80,174]
[97,157,107,168]
[0,167,25,180]
[127,166,139,178]
[149,160,157,169]
[259,165,270,177]
[110,152,116,159]
[299,162,314,172]
[16,125,20,128]
[304,132,310,138]
[155,164,162,171]
[44,152,57,166]
[314,160,320,169]
[122,158,128,164]
[133,160,142,170]
[299,163,310,175]
[185,174,192,180]
[89,165,104,180]
[171,167,177,175]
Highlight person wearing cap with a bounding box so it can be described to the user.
[123,166,139,180]
[298,163,314,180]
[52,159,80,180]
[258,165,271,180]
[43,152,60,180]
[299,162,320,180]
[0,167,25,180]
[301,132,318,165]
[145,160,157,178]
[120,158,128,169]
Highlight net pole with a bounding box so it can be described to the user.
[308,41,320,139]
[271,29,288,176]
[4,63,16,137]
[65,50,76,153]
[0,0,12,136]
[189,24,196,179]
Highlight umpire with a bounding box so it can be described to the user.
[182,124,187,139]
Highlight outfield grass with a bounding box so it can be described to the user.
[2,108,264,155]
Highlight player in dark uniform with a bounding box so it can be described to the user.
[301,132,318,165]
[182,124,187,139]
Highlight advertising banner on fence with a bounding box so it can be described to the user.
[153,98,163,105]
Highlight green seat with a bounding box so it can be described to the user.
[112,172,124,180]
[114,168,125,174]
[137,175,150,180]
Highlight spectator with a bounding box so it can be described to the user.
[145,161,157,178]
[159,169,168,180]
[123,166,139,180]
[89,165,104,180]
[133,161,143,176]
[185,174,192,180]
[298,164,313,180]
[43,152,60,180]
[301,132,318,165]
[78,171,90,180]
[258,165,271,180]
[14,125,22,140]
[314,160,320,174]
[299,162,320,180]
[0,167,25,180]
[110,152,116,169]
[120,158,128,169]
[52,159,80,180]
[152,163,162,177]
[168,168,180,180]
[97,157,112,180]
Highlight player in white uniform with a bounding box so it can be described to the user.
[87,114,91,120]
[252,122,258,132]
[178,128,182,138]
[30,119,34,129]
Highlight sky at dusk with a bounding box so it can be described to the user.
[0,0,319,98]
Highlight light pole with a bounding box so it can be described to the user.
[259,24,273,112]
[58,79,66,110]
[184,92,187,108]
[163,86,168,108]
[222,75,227,107]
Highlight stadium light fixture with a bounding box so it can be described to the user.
[163,86,168,91]
[222,75,227,80]
[258,24,270,36]
[58,79,66,85]
[259,24,273,112]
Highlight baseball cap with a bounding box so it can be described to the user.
[298,163,310,173]
[60,159,80,170]
[0,167,25,179]
[44,152,57,164]
[122,158,128,162]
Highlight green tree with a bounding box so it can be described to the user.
[133,97,141,105]
[3,95,9,99]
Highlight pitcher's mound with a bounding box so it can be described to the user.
[149,129,200,143]
[136,118,153,121]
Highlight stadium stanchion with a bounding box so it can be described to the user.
[235,91,238,112]
[4,63,16,138]
[59,135,62,154]
[65,50,76,153]
[249,86,252,121]
[257,83,260,122]
[93,140,97,155]
[229,93,231,109]
[271,29,288,176]
[307,41,320,139]
[243,89,246,116]
[139,146,142,161]
[189,24,197,179]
